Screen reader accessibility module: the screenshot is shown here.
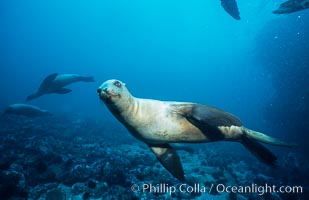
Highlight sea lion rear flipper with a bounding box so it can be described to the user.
[55,88,72,94]
[184,104,242,137]
[241,135,277,166]
[148,144,185,181]
[79,76,95,82]
[241,128,297,166]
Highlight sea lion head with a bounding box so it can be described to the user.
[97,79,132,110]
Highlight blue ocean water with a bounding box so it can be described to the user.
[0,0,308,199]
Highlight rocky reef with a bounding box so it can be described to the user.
[0,115,308,199]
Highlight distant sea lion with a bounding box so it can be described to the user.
[4,104,52,117]
[273,0,309,14]
[27,73,95,101]
[97,79,296,181]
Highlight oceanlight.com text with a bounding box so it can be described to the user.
[131,183,303,196]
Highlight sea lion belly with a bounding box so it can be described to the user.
[123,99,208,143]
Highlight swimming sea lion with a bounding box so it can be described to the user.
[27,73,95,101]
[97,79,296,181]
[273,0,309,14]
[4,103,52,117]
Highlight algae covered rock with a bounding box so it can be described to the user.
[46,188,66,200]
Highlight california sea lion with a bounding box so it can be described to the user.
[273,0,309,14]
[4,104,52,117]
[97,79,296,181]
[27,73,95,101]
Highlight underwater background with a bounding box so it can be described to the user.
[0,0,308,199]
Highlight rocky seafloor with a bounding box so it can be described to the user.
[0,115,308,200]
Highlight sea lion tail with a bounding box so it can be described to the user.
[243,127,297,147]
[80,76,95,82]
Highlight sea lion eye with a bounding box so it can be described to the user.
[114,81,121,88]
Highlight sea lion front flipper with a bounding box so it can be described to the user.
[55,88,72,94]
[148,144,185,181]
[187,104,242,127]
[39,73,58,89]
[183,104,242,139]
[220,0,241,20]
[26,73,59,101]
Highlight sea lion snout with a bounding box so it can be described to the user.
[98,79,126,100]
[97,88,102,94]
[97,87,109,99]
[97,86,120,101]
